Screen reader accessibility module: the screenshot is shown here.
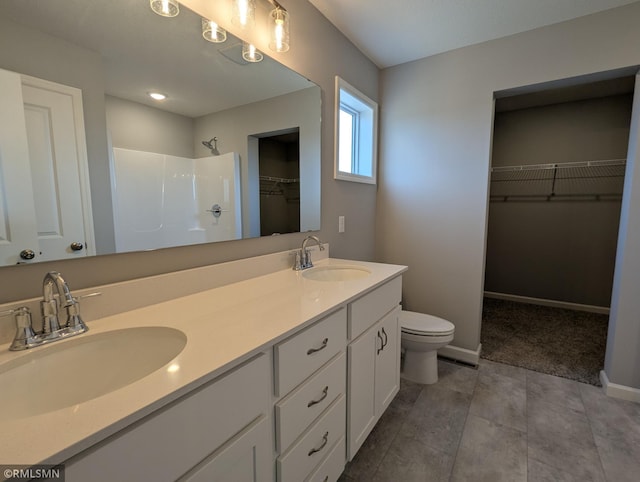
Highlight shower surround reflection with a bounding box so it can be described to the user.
[111,149,242,252]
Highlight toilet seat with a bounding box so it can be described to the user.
[400,311,455,336]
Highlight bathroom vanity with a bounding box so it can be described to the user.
[0,249,406,481]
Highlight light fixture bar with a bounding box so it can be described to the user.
[267,0,286,11]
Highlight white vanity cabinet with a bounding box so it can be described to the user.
[37,264,405,482]
[65,354,273,482]
[346,276,402,459]
[273,308,347,482]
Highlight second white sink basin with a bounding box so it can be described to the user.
[302,265,372,282]
[0,326,187,421]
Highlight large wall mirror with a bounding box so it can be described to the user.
[0,0,321,267]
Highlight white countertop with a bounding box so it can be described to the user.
[0,258,406,466]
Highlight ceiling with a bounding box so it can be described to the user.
[1,0,313,117]
[309,0,640,69]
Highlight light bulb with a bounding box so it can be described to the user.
[202,18,227,43]
[149,92,167,100]
[269,7,290,53]
[232,0,255,29]
[150,0,179,17]
[242,42,263,63]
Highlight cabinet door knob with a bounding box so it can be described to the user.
[70,242,84,251]
[308,431,329,456]
[19,249,35,260]
[307,337,328,355]
[307,386,329,408]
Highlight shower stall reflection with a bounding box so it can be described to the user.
[110,149,242,253]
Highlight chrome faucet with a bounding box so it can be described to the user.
[41,271,89,337]
[294,235,325,270]
[1,271,97,351]
[41,271,74,335]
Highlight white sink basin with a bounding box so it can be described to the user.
[0,326,186,420]
[302,265,372,282]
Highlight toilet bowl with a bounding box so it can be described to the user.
[400,310,455,385]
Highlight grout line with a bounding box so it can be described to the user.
[578,385,610,481]
[447,365,479,481]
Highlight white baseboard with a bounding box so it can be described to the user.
[439,343,481,366]
[484,291,610,315]
[600,370,640,403]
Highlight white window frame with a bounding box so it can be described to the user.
[334,76,378,184]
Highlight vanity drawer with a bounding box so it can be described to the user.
[305,436,346,482]
[277,394,346,482]
[275,352,346,453]
[65,354,270,482]
[348,276,401,340]
[274,308,346,397]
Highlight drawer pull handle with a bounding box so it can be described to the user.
[377,330,384,355]
[307,337,328,355]
[381,327,388,349]
[307,386,329,408]
[308,431,329,456]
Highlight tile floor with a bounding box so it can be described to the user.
[339,359,640,481]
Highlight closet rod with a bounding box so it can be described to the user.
[491,158,626,173]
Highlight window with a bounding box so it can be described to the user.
[334,76,378,184]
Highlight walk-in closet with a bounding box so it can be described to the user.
[482,76,635,385]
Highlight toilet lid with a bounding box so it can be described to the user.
[400,311,455,336]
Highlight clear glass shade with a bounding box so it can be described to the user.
[231,0,255,29]
[269,7,290,53]
[202,18,227,43]
[149,0,179,17]
[242,42,263,63]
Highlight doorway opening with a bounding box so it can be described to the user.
[256,129,300,236]
[482,75,635,385]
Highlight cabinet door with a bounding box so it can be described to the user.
[374,308,400,416]
[346,325,378,460]
[66,354,271,482]
[180,415,272,482]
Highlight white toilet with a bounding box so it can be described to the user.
[400,310,455,385]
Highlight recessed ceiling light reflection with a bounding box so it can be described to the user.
[167,363,180,373]
[149,92,167,101]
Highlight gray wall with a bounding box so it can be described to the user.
[486,95,631,307]
[377,2,640,388]
[0,0,379,303]
[105,96,196,159]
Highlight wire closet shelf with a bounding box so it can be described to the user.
[259,175,300,202]
[489,158,627,202]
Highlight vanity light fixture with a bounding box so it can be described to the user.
[242,42,263,62]
[231,0,255,29]
[149,0,179,17]
[269,4,289,53]
[202,18,227,43]
[148,92,167,100]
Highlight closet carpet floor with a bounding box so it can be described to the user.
[480,297,609,386]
